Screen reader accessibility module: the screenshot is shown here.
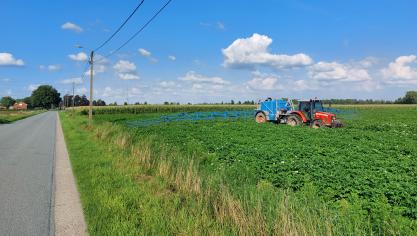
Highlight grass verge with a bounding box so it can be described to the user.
[0,110,45,124]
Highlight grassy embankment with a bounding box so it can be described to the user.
[0,110,44,124]
[60,105,416,235]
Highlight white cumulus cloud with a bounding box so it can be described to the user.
[83,55,108,76]
[246,71,283,91]
[168,55,176,61]
[179,71,229,85]
[61,22,83,33]
[40,64,61,72]
[28,84,40,92]
[138,48,151,57]
[222,33,312,69]
[0,53,25,66]
[160,81,177,88]
[113,60,139,80]
[76,87,88,94]
[118,73,140,80]
[381,55,417,85]
[217,21,225,30]
[114,60,136,73]
[309,61,371,82]
[61,77,83,85]
[68,52,88,62]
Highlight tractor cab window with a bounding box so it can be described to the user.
[299,102,311,119]
[299,102,310,113]
[313,101,324,112]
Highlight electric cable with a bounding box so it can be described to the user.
[94,0,146,52]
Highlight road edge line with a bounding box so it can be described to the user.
[49,112,57,236]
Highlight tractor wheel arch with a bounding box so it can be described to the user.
[255,111,267,123]
[311,119,324,129]
[290,111,307,123]
[287,114,302,127]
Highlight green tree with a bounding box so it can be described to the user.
[80,95,89,106]
[0,96,16,108]
[396,91,417,104]
[31,85,61,109]
[402,91,417,104]
[95,99,106,106]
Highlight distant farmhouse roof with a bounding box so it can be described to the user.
[12,102,28,110]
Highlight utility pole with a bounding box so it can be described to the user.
[89,51,94,126]
[72,81,75,115]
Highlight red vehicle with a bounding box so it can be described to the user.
[287,99,343,128]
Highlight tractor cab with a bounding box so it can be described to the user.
[299,100,324,120]
[294,99,343,128]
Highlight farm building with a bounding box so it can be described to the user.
[12,102,28,110]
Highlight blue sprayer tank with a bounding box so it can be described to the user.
[255,98,293,122]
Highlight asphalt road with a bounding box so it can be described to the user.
[0,111,56,236]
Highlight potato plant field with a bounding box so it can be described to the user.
[77,104,255,115]
[67,105,417,234]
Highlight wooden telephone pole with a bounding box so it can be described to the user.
[89,51,94,126]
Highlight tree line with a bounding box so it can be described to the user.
[63,94,106,107]
[1,85,61,109]
[1,86,417,110]
[321,91,417,104]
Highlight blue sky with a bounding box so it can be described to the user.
[1,0,417,103]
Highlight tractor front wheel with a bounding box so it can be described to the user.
[311,119,323,129]
[287,115,301,127]
[255,112,267,123]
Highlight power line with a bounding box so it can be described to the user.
[94,0,146,52]
[102,0,173,60]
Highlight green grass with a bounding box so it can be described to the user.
[0,110,44,124]
[60,105,417,235]
[60,113,240,235]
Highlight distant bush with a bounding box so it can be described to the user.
[395,91,417,104]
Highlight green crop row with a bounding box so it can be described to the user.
[117,105,417,233]
[76,104,256,115]
[62,105,417,234]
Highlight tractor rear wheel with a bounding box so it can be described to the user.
[255,112,267,123]
[311,119,323,129]
[287,115,301,127]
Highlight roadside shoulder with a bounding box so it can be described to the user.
[54,113,88,236]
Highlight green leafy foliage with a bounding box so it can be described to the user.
[86,105,417,233]
[31,85,61,109]
[0,96,16,108]
[396,91,417,104]
[100,106,417,231]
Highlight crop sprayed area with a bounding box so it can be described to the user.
[63,105,417,234]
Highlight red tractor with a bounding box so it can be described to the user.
[287,99,343,128]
